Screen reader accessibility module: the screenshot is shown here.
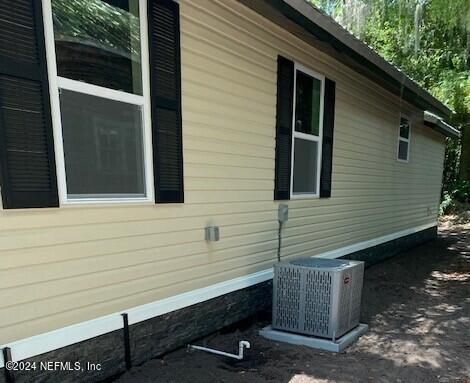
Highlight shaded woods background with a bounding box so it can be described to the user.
[310,0,469,212]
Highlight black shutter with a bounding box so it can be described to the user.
[148,0,184,203]
[274,56,294,200]
[319,78,336,198]
[0,0,58,209]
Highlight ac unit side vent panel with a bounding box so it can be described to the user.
[274,266,302,330]
[303,269,332,337]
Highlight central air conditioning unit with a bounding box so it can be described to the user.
[272,258,364,340]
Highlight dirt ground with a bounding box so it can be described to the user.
[115,217,469,383]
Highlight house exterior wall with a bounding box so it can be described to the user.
[0,0,445,346]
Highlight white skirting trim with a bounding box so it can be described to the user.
[0,221,436,367]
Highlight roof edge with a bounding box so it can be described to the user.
[424,111,460,139]
[281,0,452,118]
[239,0,452,118]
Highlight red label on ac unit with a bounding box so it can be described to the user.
[344,276,350,284]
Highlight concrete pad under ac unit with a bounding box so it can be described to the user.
[259,324,369,353]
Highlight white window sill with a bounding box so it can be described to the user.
[60,198,154,207]
[290,193,320,200]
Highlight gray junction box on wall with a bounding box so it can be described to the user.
[205,226,220,241]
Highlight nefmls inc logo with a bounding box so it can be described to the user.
[40,361,81,371]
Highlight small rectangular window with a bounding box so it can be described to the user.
[397,116,410,162]
[291,66,324,197]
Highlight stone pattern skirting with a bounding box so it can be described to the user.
[0,282,272,383]
[341,226,437,266]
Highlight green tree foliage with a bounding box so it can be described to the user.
[310,0,469,208]
[52,0,140,58]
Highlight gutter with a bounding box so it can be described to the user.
[424,111,460,139]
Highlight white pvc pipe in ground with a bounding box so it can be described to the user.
[187,340,251,360]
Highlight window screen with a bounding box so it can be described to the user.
[60,89,145,198]
[293,138,318,194]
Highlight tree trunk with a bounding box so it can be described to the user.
[460,125,470,181]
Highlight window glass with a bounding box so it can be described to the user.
[295,71,321,136]
[293,138,318,194]
[398,140,408,161]
[52,0,142,95]
[59,89,145,198]
[400,117,410,139]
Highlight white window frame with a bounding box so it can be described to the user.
[397,114,411,163]
[290,63,325,199]
[42,0,154,205]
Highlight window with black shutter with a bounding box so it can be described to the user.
[274,57,336,200]
[12,0,185,206]
[0,0,58,209]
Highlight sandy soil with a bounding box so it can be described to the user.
[115,218,469,383]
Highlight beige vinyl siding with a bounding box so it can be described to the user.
[0,0,445,344]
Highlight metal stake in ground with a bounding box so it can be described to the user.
[2,347,15,383]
